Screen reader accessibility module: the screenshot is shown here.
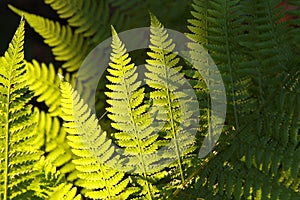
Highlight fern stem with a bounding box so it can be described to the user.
[4,88,10,200]
[3,44,16,200]
[166,87,185,184]
[160,49,185,184]
[99,163,113,199]
[224,0,239,130]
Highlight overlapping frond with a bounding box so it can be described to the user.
[44,0,110,43]
[29,158,78,199]
[0,19,42,199]
[25,60,72,116]
[9,5,89,72]
[105,26,163,199]
[185,0,300,199]
[145,13,198,187]
[60,81,136,199]
[34,108,76,180]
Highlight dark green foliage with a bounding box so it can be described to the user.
[185,0,300,199]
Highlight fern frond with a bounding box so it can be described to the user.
[186,0,209,45]
[185,0,300,199]
[34,108,76,180]
[60,81,136,199]
[105,26,163,199]
[0,19,42,199]
[26,60,72,116]
[9,5,89,72]
[44,0,147,45]
[44,0,110,43]
[189,0,257,130]
[29,157,71,199]
[145,13,198,187]
[240,0,293,98]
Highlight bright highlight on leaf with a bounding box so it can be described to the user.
[59,80,136,199]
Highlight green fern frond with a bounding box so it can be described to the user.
[240,0,293,97]
[34,108,76,180]
[29,157,71,199]
[44,0,109,41]
[185,0,300,199]
[192,138,300,199]
[9,5,89,72]
[60,81,136,199]
[145,13,198,187]
[189,0,257,130]
[105,26,163,199]
[0,19,42,199]
[25,60,72,116]
[186,0,209,45]
[44,0,147,45]
[185,0,217,165]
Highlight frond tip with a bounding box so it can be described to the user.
[58,73,65,81]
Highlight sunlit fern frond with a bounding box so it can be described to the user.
[0,19,42,199]
[34,108,77,180]
[60,81,137,199]
[49,183,82,200]
[145,14,198,190]
[25,60,72,116]
[105,26,164,199]
[29,158,73,199]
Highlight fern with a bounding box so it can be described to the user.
[44,0,110,44]
[9,5,89,72]
[25,60,72,116]
[105,26,163,199]
[60,80,136,199]
[186,0,300,199]
[1,0,299,199]
[145,13,198,190]
[0,19,42,199]
[29,157,80,199]
[8,1,148,73]
[34,108,77,180]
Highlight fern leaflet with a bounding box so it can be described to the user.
[9,5,89,72]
